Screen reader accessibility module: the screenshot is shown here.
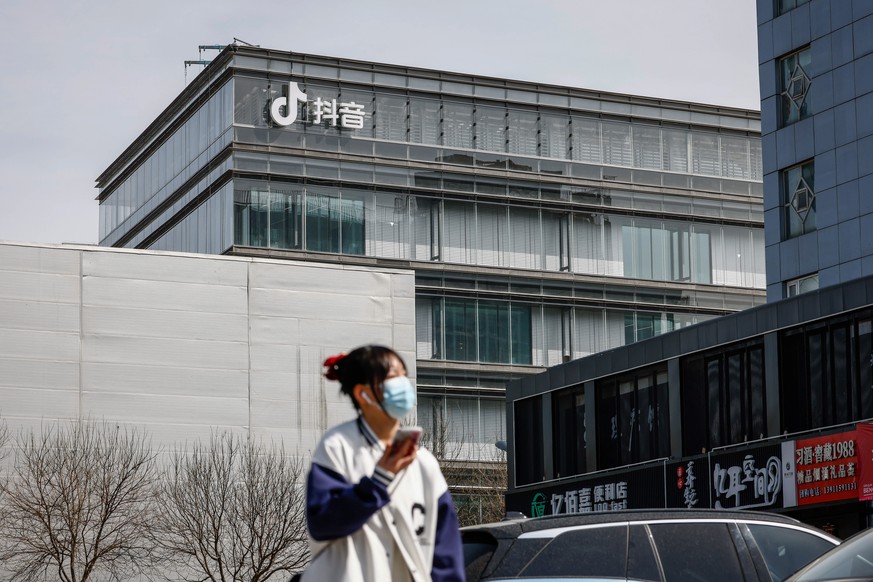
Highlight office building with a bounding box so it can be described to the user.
[95,45,765,457]
[504,0,873,536]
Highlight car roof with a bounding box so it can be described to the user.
[462,508,827,540]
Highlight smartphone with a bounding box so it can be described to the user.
[392,426,423,447]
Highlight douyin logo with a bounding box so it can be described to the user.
[270,82,308,126]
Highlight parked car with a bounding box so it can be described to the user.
[787,526,873,581]
[461,509,840,582]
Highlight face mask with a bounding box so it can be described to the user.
[379,376,416,420]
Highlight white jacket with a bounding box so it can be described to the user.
[303,417,464,582]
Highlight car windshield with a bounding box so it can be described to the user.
[793,530,873,581]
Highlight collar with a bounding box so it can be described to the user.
[356,415,384,450]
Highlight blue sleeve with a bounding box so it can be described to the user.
[431,490,466,582]
[306,463,391,541]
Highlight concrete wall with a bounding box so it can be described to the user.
[0,242,415,454]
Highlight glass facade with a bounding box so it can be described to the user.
[99,81,234,242]
[780,313,873,434]
[511,301,873,482]
[228,179,765,288]
[231,77,763,186]
[596,366,669,469]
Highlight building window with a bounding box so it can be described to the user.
[780,48,811,126]
[596,368,669,469]
[552,385,586,478]
[781,315,873,433]
[786,273,819,297]
[680,343,766,453]
[621,223,712,284]
[425,297,533,365]
[514,396,544,486]
[783,161,815,238]
[624,312,676,344]
[778,0,810,15]
[305,191,365,255]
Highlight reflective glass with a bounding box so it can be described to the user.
[507,109,538,156]
[475,105,506,152]
[409,97,440,145]
[780,48,811,126]
[444,299,477,361]
[783,161,816,238]
[721,135,751,179]
[571,116,601,163]
[442,102,473,149]
[269,188,301,249]
[375,93,407,142]
[372,191,412,259]
[540,114,569,159]
[602,121,633,167]
[691,132,720,176]
[633,125,662,170]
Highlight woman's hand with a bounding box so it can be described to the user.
[377,437,418,475]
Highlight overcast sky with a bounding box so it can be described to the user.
[0,0,759,246]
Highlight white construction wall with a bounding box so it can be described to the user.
[0,242,415,454]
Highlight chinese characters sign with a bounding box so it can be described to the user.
[794,431,858,505]
[549,481,629,514]
[507,466,665,517]
[269,81,367,129]
[509,427,873,517]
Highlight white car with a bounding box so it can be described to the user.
[462,509,839,582]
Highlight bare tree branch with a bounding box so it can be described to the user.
[420,403,507,527]
[0,420,158,582]
[152,432,309,581]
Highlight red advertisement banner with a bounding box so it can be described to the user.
[857,424,873,501]
[794,430,858,506]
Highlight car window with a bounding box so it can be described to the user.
[628,525,662,581]
[649,522,743,582]
[746,524,836,582]
[793,530,873,581]
[462,531,497,582]
[519,525,628,578]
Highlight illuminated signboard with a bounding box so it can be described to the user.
[269,81,366,129]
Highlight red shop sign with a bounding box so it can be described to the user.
[794,430,858,506]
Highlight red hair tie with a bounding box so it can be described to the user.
[322,353,347,380]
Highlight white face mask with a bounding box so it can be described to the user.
[379,376,416,419]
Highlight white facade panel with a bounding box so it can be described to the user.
[249,315,301,345]
[81,392,250,427]
[0,387,80,419]
[249,262,394,296]
[0,358,79,390]
[249,289,395,323]
[0,299,80,332]
[0,244,80,275]
[250,344,298,373]
[82,362,249,399]
[0,329,80,361]
[82,250,248,287]
[82,305,249,342]
[0,271,80,303]
[0,243,414,452]
[82,335,250,370]
[83,277,248,314]
[298,319,397,349]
